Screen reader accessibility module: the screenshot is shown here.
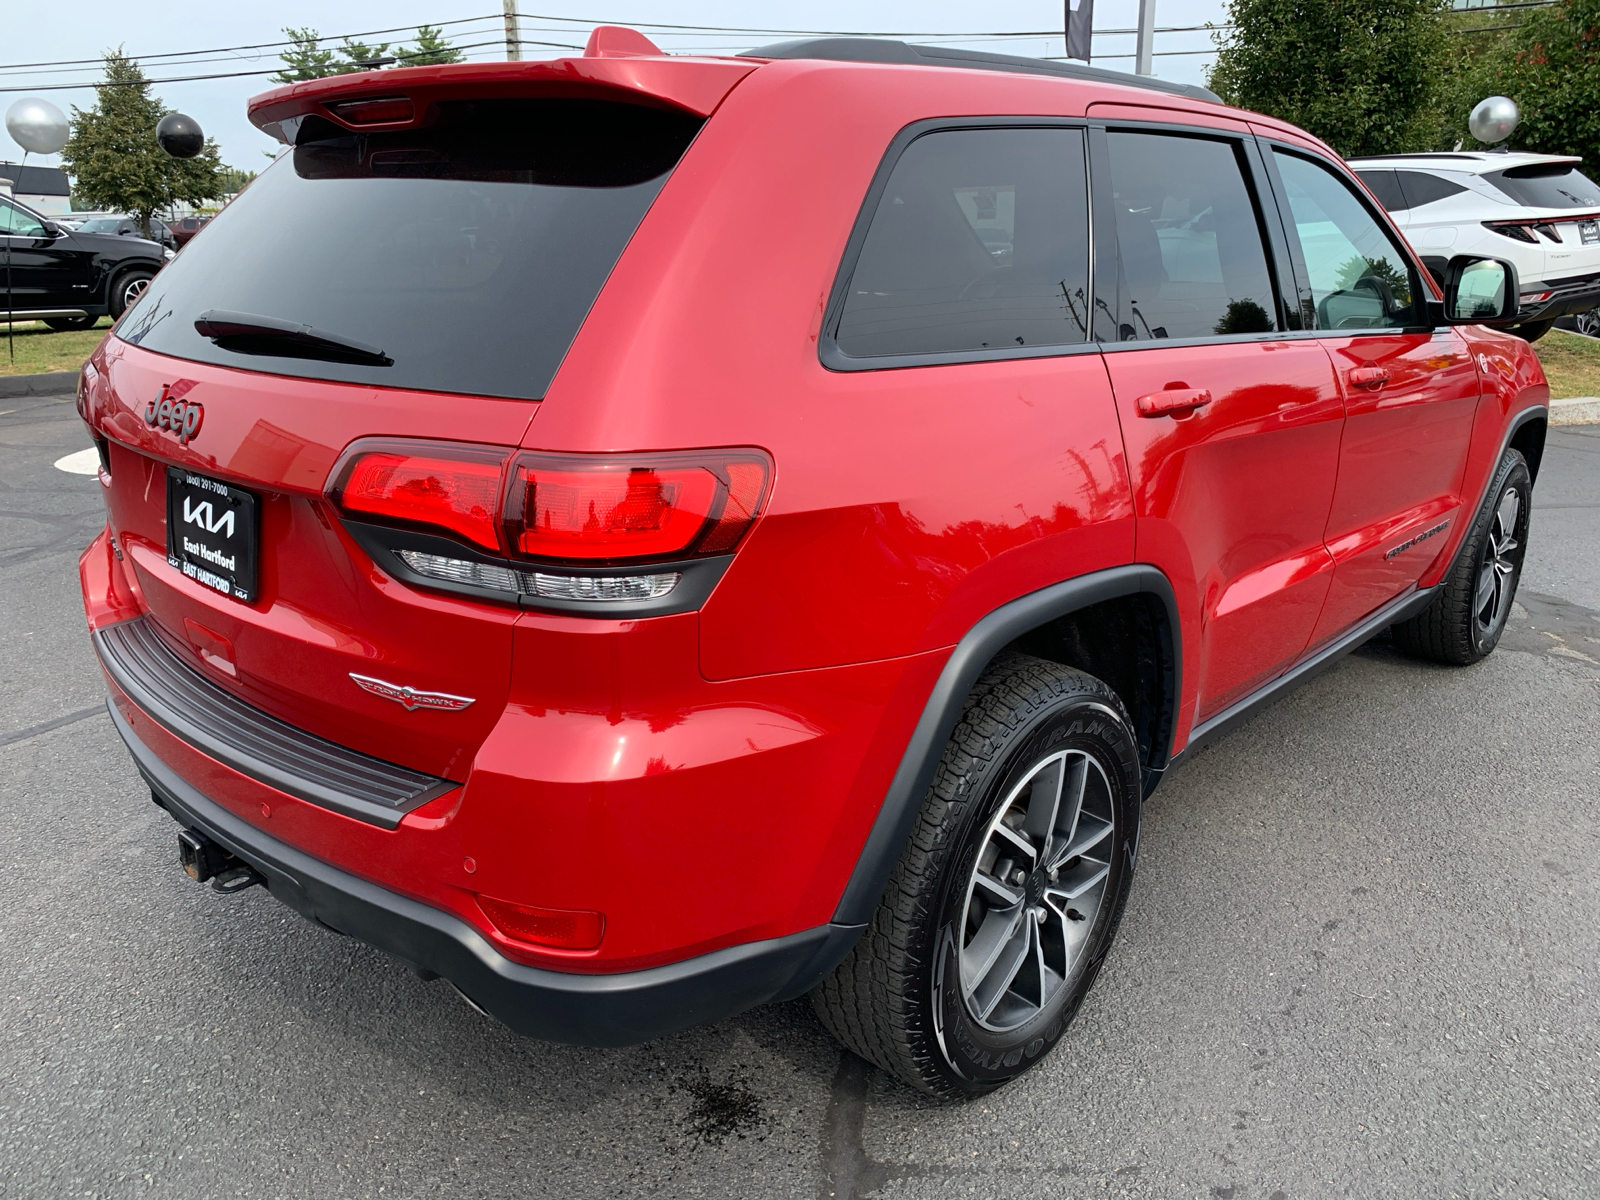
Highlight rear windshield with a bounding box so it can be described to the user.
[117,99,702,400]
[1487,163,1600,210]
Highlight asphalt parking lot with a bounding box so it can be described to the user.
[2,387,1596,1200]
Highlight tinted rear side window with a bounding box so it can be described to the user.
[118,99,702,400]
[1104,132,1277,341]
[1355,170,1407,212]
[1395,170,1467,209]
[834,128,1091,358]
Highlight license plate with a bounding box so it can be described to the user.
[1581,220,1599,245]
[166,468,259,602]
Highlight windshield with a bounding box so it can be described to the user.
[1488,163,1600,210]
[117,98,702,400]
[77,217,126,232]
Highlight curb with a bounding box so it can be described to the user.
[0,371,79,399]
[1551,396,1600,426]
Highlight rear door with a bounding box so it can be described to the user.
[1092,126,1345,724]
[1262,147,1480,647]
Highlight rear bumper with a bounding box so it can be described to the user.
[112,698,863,1045]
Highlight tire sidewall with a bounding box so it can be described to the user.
[110,269,153,318]
[926,694,1141,1094]
[1468,453,1532,658]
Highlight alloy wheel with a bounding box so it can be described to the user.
[123,277,150,308]
[958,747,1115,1032]
[1474,486,1522,639]
[1576,308,1600,339]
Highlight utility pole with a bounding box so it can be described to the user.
[1135,0,1155,75]
[503,0,522,61]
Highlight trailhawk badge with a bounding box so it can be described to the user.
[349,673,475,712]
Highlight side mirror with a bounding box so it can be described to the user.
[1442,255,1520,325]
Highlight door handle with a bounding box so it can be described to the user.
[1348,366,1391,389]
[1136,387,1212,418]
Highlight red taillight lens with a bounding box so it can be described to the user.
[326,95,414,125]
[330,441,508,552]
[477,896,604,951]
[506,451,771,562]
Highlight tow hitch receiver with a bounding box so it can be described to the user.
[177,828,267,894]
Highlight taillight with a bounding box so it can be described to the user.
[326,441,772,604]
[504,451,769,562]
[477,895,604,951]
[329,440,508,552]
[1484,220,1539,244]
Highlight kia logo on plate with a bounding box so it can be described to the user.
[145,380,203,444]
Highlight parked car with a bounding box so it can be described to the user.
[1350,151,1600,342]
[168,214,211,247]
[70,213,178,252]
[77,32,1548,1099]
[1,195,172,330]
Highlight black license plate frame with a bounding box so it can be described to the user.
[166,467,259,603]
[1580,220,1599,245]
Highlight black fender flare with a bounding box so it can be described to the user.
[831,563,1180,926]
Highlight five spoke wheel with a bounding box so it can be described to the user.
[959,748,1115,1032]
[1474,485,1521,638]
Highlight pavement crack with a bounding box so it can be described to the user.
[0,704,105,749]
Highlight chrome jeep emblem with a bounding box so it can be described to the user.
[349,673,475,712]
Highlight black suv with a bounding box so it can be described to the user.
[1,194,171,330]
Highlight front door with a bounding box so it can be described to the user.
[1094,128,1345,724]
[1263,149,1481,647]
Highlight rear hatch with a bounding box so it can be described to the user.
[1482,159,1600,288]
[90,59,743,779]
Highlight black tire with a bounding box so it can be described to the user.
[43,315,97,332]
[108,268,154,319]
[811,653,1142,1099]
[1511,319,1554,343]
[1392,448,1532,665]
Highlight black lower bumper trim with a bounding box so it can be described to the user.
[109,699,864,1045]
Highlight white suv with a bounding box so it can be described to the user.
[1349,151,1600,341]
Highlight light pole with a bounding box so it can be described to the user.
[1135,0,1156,75]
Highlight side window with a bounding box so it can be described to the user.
[1272,150,1421,331]
[1355,170,1408,213]
[0,199,47,238]
[1103,132,1277,341]
[1395,171,1467,209]
[834,127,1090,358]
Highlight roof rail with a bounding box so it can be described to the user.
[740,38,1222,104]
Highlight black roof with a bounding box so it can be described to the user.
[0,162,70,196]
[740,38,1222,104]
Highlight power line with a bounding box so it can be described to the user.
[0,14,502,73]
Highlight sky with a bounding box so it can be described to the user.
[1,0,1230,175]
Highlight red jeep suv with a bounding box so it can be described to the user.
[76,29,1548,1098]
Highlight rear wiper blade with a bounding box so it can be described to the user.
[193,310,393,366]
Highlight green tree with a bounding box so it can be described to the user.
[396,25,465,66]
[274,25,463,82]
[272,28,339,82]
[1447,0,1600,173]
[1208,0,1451,157]
[337,39,393,70]
[61,51,224,238]
[216,167,257,195]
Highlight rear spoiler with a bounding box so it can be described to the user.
[249,50,755,144]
